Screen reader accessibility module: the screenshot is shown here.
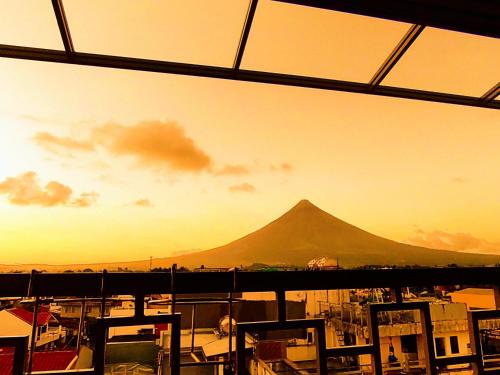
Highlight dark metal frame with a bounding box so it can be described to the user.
[275,0,500,39]
[94,313,181,375]
[367,302,436,375]
[0,0,498,109]
[236,318,327,375]
[2,267,498,297]
[0,268,499,375]
[0,44,497,110]
[369,24,425,88]
[468,309,500,373]
[481,83,500,102]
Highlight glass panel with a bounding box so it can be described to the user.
[63,0,250,67]
[241,0,410,82]
[384,27,500,97]
[0,0,63,49]
[480,319,500,371]
[105,323,168,374]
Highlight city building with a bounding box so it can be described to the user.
[0,307,66,348]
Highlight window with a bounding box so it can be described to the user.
[435,337,446,357]
[401,334,418,354]
[450,336,460,354]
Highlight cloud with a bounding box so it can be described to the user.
[33,132,94,154]
[270,163,293,172]
[91,121,211,172]
[134,198,153,207]
[406,228,500,254]
[0,172,97,207]
[229,183,256,193]
[71,192,99,207]
[451,177,466,183]
[214,164,250,176]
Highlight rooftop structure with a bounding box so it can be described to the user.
[0,1,498,109]
[0,267,498,374]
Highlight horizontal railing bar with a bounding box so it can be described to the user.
[30,372,94,375]
[470,309,500,320]
[0,267,499,297]
[180,360,229,367]
[435,354,478,366]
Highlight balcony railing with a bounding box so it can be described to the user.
[0,266,498,375]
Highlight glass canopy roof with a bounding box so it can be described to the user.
[0,0,498,108]
[63,0,250,67]
[385,28,500,97]
[242,0,411,83]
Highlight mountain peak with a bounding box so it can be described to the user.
[292,199,317,209]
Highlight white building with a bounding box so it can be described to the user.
[0,307,65,348]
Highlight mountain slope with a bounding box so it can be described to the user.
[1,200,498,271]
[168,200,498,268]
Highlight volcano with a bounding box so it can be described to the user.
[2,200,497,272]
[168,199,498,268]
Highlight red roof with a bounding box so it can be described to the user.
[7,307,55,327]
[0,349,77,373]
[155,323,169,337]
[33,351,77,371]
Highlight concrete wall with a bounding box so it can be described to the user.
[450,289,498,309]
[433,331,470,356]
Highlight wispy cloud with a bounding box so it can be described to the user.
[91,121,211,172]
[0,172,98,207]
[33,132,94,154]
[270,162,293,172]
[406,228,500,254]
[214,164,250,176]
[229,183,256,193]
[134,198,153,207]
[451,177,466,183]
[71,192,99,207]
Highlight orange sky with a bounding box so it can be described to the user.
[0,0,499,264]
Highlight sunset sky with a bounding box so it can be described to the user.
[0,0,499,264]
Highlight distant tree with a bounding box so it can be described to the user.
[82,268,93,272]
[151,267,169,272]
[64,269,74,273]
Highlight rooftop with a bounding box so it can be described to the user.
[7,307,56,327]
[452,288,496,295]
[0,349,76,373]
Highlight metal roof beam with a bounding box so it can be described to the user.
[274,0,500,39]
[233,0,259,70]
[51,0,74,54]
[369,24,425,88]
[0,44,498,110]
[481,82,500,102]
